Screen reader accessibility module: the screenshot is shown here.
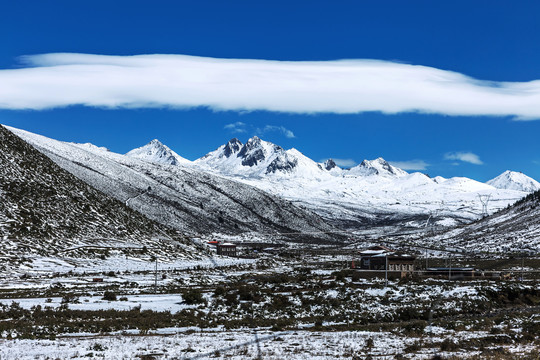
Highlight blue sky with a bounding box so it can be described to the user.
[1,1,540,181]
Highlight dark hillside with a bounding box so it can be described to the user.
[0,125,196,260]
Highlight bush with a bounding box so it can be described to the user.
[238,285,262,302]
[183,289,205,305]
[439,338,459,351]
[61,294,79,304]
[271,294,291,309]
[214,286,226,297]
[102,291,117,301]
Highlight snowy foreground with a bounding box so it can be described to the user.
[1,262,540,359]
[3,328,536,360]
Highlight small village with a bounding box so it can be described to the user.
[206,239,533,282]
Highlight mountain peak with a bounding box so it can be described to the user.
[149,139,163,146]
[195,136,324,177]
[238,136,267,166]
[323,159,338,171]
[487,170,540,192]
[126,139,190,166]
[223,138,243,158]
[349,157,408,177]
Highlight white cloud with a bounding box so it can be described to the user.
[389,160,429,170]
[320,158,357,168]
[2,53,540,119]
[260,125,295,138]
[444,152,483,165]
[224,121,246,133]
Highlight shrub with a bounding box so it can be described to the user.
[61,294,79,304]
[102,291,117,301]
[440,338,459,351]
[183,289,205,305]
[214,286,226,297]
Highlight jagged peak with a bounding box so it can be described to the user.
[148,139,164,146]
[227,137,242,145]
[323,159,338,171]
[360,157,387,166]
[223,138,243,158]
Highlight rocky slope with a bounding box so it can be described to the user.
[420,189,540,254]
[0,125,201,269]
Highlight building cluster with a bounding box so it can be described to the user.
[354,245,487,280]
[207,240,237,257]
[354,245,416,277]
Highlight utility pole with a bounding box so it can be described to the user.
[448,257,452,281]
[478,194,491,218]
[521,250,525,282]
[154,257,158,294]
[385,254,388,286]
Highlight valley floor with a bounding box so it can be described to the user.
[1,250,540,359]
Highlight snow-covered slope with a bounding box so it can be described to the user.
[7,126,338,242]
[192,137,532,228]
[126,139,191,165]
[422,190,540,253]
[487,170,540,192]
[0,125,202,268]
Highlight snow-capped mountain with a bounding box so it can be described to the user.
[322,159,338,171]
[347,157,408,177]
[126,139,190,166]
[191,137,534,228]
[10,125,537,234]
[487,170,540,192]
[195,136,324,178]
[7,126,338,241]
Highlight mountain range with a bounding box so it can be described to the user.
[126,136,539,228]
[5,125,540,237]
[6,126,338,243]
[3,124,540,261]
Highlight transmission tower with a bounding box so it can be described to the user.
[478,194,491,217]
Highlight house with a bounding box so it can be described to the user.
[216,242,237,257]
[358,245,416,272]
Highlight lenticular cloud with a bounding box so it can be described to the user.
[1,52,540,119]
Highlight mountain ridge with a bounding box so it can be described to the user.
[7,125,339,242]
[0,125,202,270]
[8,127,538,232]
[187,137,535,228]
[129,136,538,192]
